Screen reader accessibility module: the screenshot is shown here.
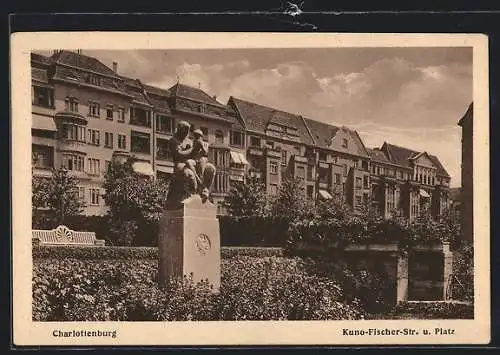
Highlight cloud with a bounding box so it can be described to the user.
[139,55,470,186]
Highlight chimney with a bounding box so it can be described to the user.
[113,61,118,73]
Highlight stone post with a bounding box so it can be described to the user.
[158,195,221,291]
[442,241,454,300]
[396,250,409,303]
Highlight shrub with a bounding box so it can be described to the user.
[32,246,284,260]
[32,256,363,321]
[450,242,474,302]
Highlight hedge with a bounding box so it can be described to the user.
[218,215,290,247]
[33,256,363,321]
[32,245,284,260]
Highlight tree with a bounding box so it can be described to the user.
[271,176,312,220]
[102,157,169,246]
[32,168,85,225]
[223,175,268,217]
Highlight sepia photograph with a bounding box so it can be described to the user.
[11,32,490,346]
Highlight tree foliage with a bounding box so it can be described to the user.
[223,175,268,217]
[102,157,169,246]
[271,176,312,220]
[32,168,85,224]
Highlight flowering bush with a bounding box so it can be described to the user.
[32,256,363,321]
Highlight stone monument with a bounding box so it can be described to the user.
[158,122,220,291]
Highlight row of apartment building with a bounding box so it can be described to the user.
[31,50,454,220]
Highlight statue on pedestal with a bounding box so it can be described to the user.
[165,121,216,209]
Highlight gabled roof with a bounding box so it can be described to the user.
[458,102,473,126]
[51,50,118,77]
[229,97,314,145]
[302,117,339,149]
[143,85,172,114]
[367,148,390,164]
[381,142,450,177]
[168,83,224,107]
[122,77,151,106]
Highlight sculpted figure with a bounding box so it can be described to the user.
[166,121,216,207]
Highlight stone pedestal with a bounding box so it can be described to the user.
[442,242,454,299]
[158,195,221,291]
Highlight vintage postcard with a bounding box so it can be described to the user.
[11,32,490,346]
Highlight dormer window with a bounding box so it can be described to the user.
[198,104,206,113]
[87,74,102,86]
[342,138,348,148]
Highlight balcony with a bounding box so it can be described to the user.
[54,111,87,125]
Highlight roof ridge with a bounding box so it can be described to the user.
[300,116,316,146]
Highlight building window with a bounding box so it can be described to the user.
[89,188,100,206]
[362,160,369,171]
[104,132,113,148]
[363,192,369,206]
[432,176,435,185]
[230,130,244,147]
[307,165,313,180]
[419,173,422,183]
[318,151,327,162]
[296,166,305,180]
[332,156,338,164]
[215,130,224,144]
[353,160,358,168]
[88,129,100,146]
[62,124,86,142]
[76,187,85,202]
[377,166,381,175]
[363,175,369,189]
[88,101,100,117]
[270,161,278,174]
[118,134,127,149]
[387,188,395,212]
[198,104,206,113]
[131,131,151,154]
[343,164,348,176]
[307,185,314,199]
[355,195,362,206]
[335,173,341,185]
[266,141,274,149]
[156,138,172,161]
[32,145,54,169]
[106,105,114,120]
[156,115,174,133]
[318,167,329,184]
[281,150,288,166]
[355,177,362,189]
[87,158,101,175]
[118,107,125,122]
[372,165,376,174]
[342,138,348,148]
[250,136,261,147]
[130,107,151,127]
[65,97,79,112]
[32,86,53,107]
[269,184,278,196]
[62,153,85,172]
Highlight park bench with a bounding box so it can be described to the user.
[32,225,105,246]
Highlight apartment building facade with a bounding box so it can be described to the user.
[31,50,452,220]
[367,143,451,221]
[458,103,473,242]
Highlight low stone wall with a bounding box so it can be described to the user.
[341,242,453,304]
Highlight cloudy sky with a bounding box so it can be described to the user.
[42,47,472,187]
